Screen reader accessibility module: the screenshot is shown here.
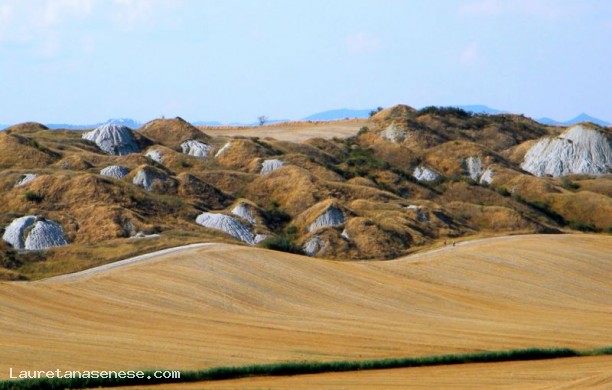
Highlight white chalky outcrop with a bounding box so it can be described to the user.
[413,166,440,182]
[180,140,211,158]
[2,216,68,250]
[82,124,140,155]
[464,156,484,181]
[480,168,494,184]
[260,159,284,175]
[15,174,37,187]
[100,165,130,180]
[24,220,69,250]
[521,125,612,177]
[303,236,324,256]
[231,203,257,225]
[308,207,345,232]
[380,123,408,143]
[145,149,163,164]
[132,167,167,191]
[195,212,257,245]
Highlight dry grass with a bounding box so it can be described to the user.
[140,355,611,389]
[199,119,367,142]
[0,234,609,376]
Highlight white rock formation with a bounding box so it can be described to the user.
[130,232,161,239]
[2,216,36,249]
[82,124,140,156]
[253,234,268,244]
[303,236,324,256]
[464,156,484,181]
[215,142,232,158]
[180,140,211,158]
[261,159,284,175]
[521,125,612,177]
[132,168,167,191]
[2,216,68,250]
[480,168,494,184]
[100,165,130,180]
[308,207,345,232]
[24,220,69,250]
[15,174,38,187]
[231,203,257,225]
[380,123,408,143]
[195,212,257,244]
[413,166,440,182]
[341,229,350,240]
[145,149,164,164]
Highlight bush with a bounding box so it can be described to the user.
[266,201,292,229]
[416,106,473,119]
[24,191,44,203]
[357,126,369,136]
[568,221,598,232]
[496,186,511,197]
[259,236,303,255]
[560,177,580,191]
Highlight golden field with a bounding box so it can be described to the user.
[0,234,610,388]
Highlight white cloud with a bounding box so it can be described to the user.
[346,32,380,54]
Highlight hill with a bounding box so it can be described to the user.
[0,234,609,376]
[537,113,611,127]
[0,105,610,280]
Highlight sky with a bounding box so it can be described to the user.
[0,0,611,124]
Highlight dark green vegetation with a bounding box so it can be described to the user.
[1,346,610,390]
[259,236,304,255]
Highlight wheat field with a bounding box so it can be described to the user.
[199,119,366,142]
[0,234,610,387]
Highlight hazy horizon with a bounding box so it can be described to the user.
[1,0,610,124]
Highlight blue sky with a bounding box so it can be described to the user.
[0,0,610,124]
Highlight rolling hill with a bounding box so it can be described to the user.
[1,105,611,281]
[0,234,610,386]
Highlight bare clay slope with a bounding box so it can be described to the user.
[0,235,610,376]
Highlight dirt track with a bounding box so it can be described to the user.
[0,234,610,385]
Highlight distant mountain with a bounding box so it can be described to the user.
[192,121,224,126]
[45,123,97,130]
[44,118,141,130]
[537,113,610,127]
[104,118,141,128]
[303,109,373,121]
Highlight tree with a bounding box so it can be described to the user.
[258,115,268,126]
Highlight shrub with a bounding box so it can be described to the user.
[259,236,304,255]
[416,106,473,119]
[560,177,580,191]
[568,221,598,232]
[357,126,369,136]
[24,191,44,203]
[267,201,291,228]
[496,186,511,197]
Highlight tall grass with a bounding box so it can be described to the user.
[1,346,610,390]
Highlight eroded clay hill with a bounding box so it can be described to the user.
[0,106,610,279]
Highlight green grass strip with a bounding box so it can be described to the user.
[1,346,610,390]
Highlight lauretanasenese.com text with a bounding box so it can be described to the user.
[8,368,180,380]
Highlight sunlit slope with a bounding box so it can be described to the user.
[0,235,610,375]
[199,119,366,142]
[132,356,612,389]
